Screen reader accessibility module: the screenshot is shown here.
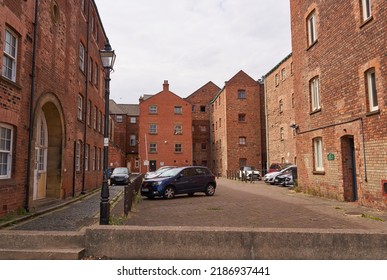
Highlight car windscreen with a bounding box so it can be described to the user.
[158,167,183,177]
[112,168,128,174]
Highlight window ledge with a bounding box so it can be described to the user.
[310,108,321,115]
[0,178,16,185]
[0,76,22,89]
[366,110,380,117]
[313,170,325,175]
[360,16,373,29]
[306,39,318,51]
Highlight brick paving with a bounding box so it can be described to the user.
[2,177,386,232]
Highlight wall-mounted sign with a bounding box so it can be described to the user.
[327,153,335,161]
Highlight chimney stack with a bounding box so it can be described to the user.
[163,80,169,91]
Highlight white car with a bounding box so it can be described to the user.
[263,165,296,185]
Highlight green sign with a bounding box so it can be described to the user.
[327,153,335,161]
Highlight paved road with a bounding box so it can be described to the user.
[4,178,386,232]
[113,178,387,231]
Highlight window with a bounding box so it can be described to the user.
[116,115,123,123]
[77,94,83,121]
[219,118,222,127]
[0,124,13,179]
[97,111,101,132]
[79,42,85,71]
[85,144,89,171]
[87,100,91,126]
[281,68,286,80]
[238,114,246,122]
[97,147,101,171]
[280,127,284,140]
[92,147,96,171]
[174,124,182,135]
[93,106,97,130]
[149,105,157,114]
[81,0,86,14]
[75,141,82,172]
[2,29,18,82]
[149,143,157,153]
[365,68,378,112]
[192,105,195,112]
[94,62,99,86]
[310,76,321,112]
[238,90,246,99]
[239,158,247,167]
[313,137,324,172]
[130,135,136,146]
[174,106,182,114]
[89,57,93,83]
[200,105,206,112]
[307,11,317,46]
[200,125,207,132]
[279,100,283,113]
[201,143,207,150]
[361,0,372,21]
[130,117,136,123]
[239,137,246,145]
[174,144,182,153]
[149,124,157,134]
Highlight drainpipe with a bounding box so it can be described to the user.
[360,118,368,182]
[263,77,270,175]
[81,0,91,194]
[25,0,39,212]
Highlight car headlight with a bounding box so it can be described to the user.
[151,181,162,187]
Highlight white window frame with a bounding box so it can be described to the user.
[366,68,378,112]
[174,143,182,153]
[85,144,89,171]
[174,106,182,114]
[87,100,91,126]
[149,105,157,114]
[149,143,157,153]
[281,68,286,80]
[174,124,182,135]
[149,124,157,134]
[239,137,246,145]
[0,124,13,179]
[238,90,246,99]
[313,138,324,172]
[93,106,97,130]
[94,62,99,86]
[2,29,18,82]
[116,115,123,123]
[92,147,96,171]
[280,127,285,140]
[310,76,321,112]
[79,42,85,72]
[130,117,136,124]
[76,141,82,172]
[361,0,372,21]
[307,11,317,46]
[77,94,83,120]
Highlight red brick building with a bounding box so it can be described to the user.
[264,54,296,168]
[109,100,140,173]
[0,1,110,217]
[185,82,220,170]
[290,0,386,209]
[138,81,193,173]
[211,70,265,176]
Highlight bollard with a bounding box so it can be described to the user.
[124,183,134,216]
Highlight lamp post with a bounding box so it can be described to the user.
[99,42,116,225]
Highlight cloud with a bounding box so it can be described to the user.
[95,0,291,103]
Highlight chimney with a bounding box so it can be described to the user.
[163,80,169,91]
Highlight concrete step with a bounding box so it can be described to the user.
[0,248,85,260]
[0,231,84,249]
[0,231,85,259]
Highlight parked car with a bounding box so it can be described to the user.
[263,165,296,185]
[239,166,261,180]
[141,166,216,199]
[268,162,293,173]
[273,166,297,186]
[144,166,176,180]
[110,167,130,185]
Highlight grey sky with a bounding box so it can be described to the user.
[95,0,292,104]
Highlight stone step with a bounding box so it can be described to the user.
[0,231,84,250]
[0,248,85,260]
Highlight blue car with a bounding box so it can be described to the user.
[141,166,216,199]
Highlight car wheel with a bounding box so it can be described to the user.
[146,195,155,199]
[163,186,175,199]
[205,184,216,196]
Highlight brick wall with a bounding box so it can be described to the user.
[290,0,386,209]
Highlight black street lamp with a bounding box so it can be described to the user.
[99,42,116,225]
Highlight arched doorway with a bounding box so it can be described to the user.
[33,99,64,200]
[341,135,358,202]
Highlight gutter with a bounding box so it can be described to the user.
[25,0,39,212]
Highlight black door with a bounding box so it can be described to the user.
[149,160,157,172]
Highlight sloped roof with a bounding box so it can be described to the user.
[109,100,125,114]
[118,104,139,116]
